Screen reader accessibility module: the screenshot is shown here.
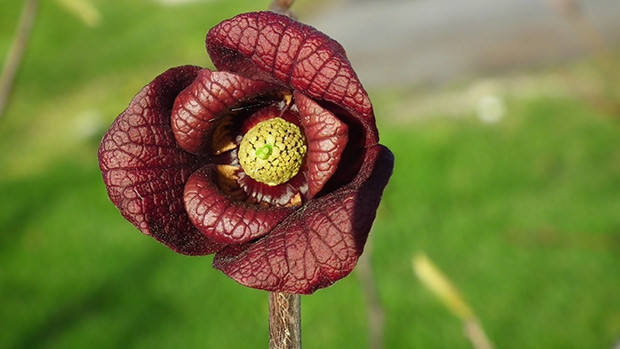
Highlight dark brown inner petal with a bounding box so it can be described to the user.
[294,91,348,197]
[170,69,281,154]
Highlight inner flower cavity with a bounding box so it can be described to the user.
[238,117,307,186]
[170,69,355,210]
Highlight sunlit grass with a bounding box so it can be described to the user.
[373,94,620,348]
[2,88,619,348]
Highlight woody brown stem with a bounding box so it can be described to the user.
[269,0,296,17]
[357,240,385,349]
[0,0,39,121]
[269,292,302,349]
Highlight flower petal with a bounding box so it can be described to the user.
[184,165,295,244]
[213,144,394,294]
[206,11,378,146]
[294,91,348,198]
[171,69,281,154]
[98,65,223,255]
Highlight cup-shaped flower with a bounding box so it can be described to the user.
[98,11,393,294]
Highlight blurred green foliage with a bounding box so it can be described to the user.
[1,1,619,348]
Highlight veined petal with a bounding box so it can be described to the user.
[294,91,348,198]
[98,65,223,255]
[213,144,394,294]
[206,11,378,146]
[171,69,281,154]
[184,165,295,244]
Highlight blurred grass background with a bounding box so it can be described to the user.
[1,0,619,348]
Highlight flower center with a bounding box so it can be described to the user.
[238,117,307,186]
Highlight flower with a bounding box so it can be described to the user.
[98,11,393,294]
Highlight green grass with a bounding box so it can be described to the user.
[1,1,620,348]
[374,96,620,348]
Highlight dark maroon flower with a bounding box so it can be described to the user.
[98,11,393,294]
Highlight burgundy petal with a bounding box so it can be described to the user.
[294,91,348,198]
[184,165,295,244]
[205,11,378,146]
[98,65,223,255]
[213,144,394,294]
[171,69,281,154]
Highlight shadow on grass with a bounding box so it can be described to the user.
[0,156,100,251]
[12,249,173,349]
[0,178,62,249]
[0,157,182,348]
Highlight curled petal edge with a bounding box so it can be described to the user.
[295,91,349,198]
[98,65,223,255]
[171,69,282,154]
[184,165,295,244]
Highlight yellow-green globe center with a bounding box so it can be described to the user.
[238,117,307,186]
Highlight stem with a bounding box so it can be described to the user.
[269,292,301,349]
[0,0,39,121]
[265,3,299,348]
[269,0,296,17]
[464,318,494,349]
[357,241,385,349]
